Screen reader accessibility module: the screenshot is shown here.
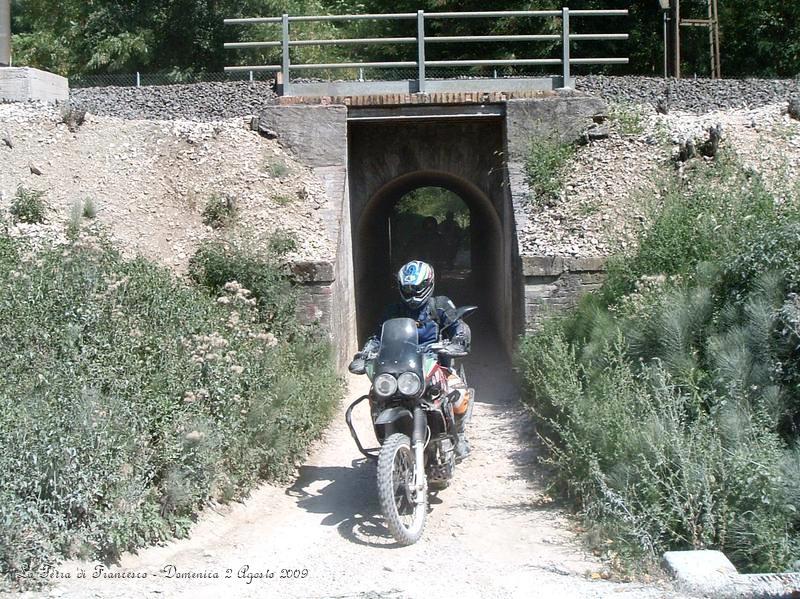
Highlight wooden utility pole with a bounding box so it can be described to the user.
[713,0,721,77]
[673,0,681,78]
[0,0,10,67]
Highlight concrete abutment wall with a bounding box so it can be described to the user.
[259,93,608,369]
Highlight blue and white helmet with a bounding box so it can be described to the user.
[397,260,435,309]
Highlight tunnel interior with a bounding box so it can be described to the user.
[348,117,518,354]
[354,171,505,348]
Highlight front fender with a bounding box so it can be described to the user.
[375,406,413,426]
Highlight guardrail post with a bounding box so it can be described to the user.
[281,13,291,95]
[561,7,571,88]
[417,10,426,94]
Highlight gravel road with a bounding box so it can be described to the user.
[15,328,688,599]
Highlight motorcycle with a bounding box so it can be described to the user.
[345,306,477,545]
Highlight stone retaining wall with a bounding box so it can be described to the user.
[260,105,357,371]
[523,255,606,331]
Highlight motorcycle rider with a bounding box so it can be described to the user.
[350,260,473,459]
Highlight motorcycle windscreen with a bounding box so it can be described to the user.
[376,318,422,376]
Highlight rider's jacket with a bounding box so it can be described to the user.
[379,296,466,345]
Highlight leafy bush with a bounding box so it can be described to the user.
[264,158,290,178]
[608,103,646,136]
[0,232,340,590]
[602,152,780,302]
[517,154,800,573]
[201,195,237,229]
[188,240,296,331]
[82,198,97,219]
[10,187,47,224]
[67,200,83,239]
[268,230,298,257]
[524,134,575,208]
[272,193,295,206]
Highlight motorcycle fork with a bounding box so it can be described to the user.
[411,406,427,502]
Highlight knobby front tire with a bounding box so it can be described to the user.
[376,433,427,545]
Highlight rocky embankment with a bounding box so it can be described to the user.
[519,101,800,258]
[10,77,800,266]
[0,102,333,271]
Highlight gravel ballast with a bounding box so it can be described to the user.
[576,75,799,113]
[70,80,278,121]
[67,76,800,121]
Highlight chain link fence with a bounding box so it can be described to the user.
[69,63,599,89]
[69,70,275,89]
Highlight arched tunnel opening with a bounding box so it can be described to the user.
[354,171,506,351]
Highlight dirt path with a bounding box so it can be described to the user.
[18,333,685,599]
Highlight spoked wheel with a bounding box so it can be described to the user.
[376,433,427,545]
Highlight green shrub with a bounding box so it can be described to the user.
[82,197,97,219]
[609,102,646,136]
[602,152,780,301]
[201,195,237,229]
[264,158,290,178]
[272,193,295,206]
[67,199,83,239]
[516,154,800,573]
[268,230,297,257]
[524,134,575,208]
[10,187,47,224]
[188,240,296,331]
[518,329,798,572]
[0,232,340,590]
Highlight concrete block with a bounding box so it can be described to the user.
[505,95,607,160]
[662,550,738,597]
[525,283,559,299]
[566,256,607,273]
[289,260,335,283]
[663,550,800,598]
[258,105,348,167]
[0,67,68,103]
[522,255,565,277]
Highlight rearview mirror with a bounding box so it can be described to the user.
[442,305,478,333]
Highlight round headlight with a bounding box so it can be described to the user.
[374,373,397,397]
[397,372,422,396]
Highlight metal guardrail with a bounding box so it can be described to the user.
[223,8,628,95]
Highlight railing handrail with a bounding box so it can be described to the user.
[223,8,629,95]
[223,9,628,24]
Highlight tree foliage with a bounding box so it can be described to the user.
[8,0,800,81]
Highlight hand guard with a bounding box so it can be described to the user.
[348,353,366,375]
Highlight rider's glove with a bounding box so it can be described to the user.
[348,352,366,375]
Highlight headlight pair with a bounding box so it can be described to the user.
[374,372,422,398]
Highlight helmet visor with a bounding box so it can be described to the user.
[399,284,419,298]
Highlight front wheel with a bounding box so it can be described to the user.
[377,433,427,545]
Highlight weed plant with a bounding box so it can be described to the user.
[264,158,290,178]
[0,232,340,590]
[272,193,295,206]
[525,135,575,209]
[10,187,47,224]
[517,152,800,573]
[609,102,646,136]
[267,230,298,257]
[82,198,97,219]
[201,195,237,229]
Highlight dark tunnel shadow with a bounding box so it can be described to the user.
[353,171,509,353]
